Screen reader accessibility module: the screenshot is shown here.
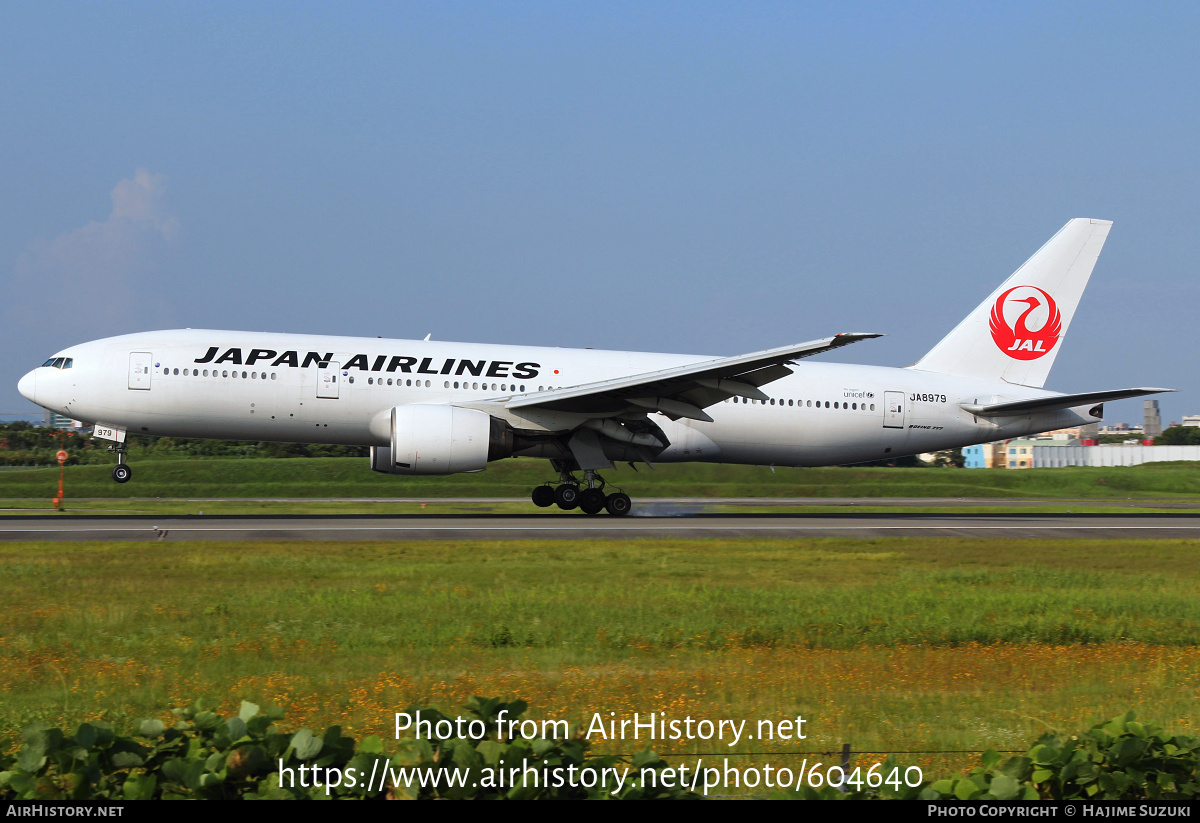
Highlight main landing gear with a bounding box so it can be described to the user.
[110,443,132,484]
[531,469,632,516]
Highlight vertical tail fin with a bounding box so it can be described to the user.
[909,218,1112,388]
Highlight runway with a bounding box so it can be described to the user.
[4,511,1200,541]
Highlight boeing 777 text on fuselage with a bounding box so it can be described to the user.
[18,219,1170,515]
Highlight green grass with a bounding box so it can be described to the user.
[2,536,1199,782]
[5,457,1200,501]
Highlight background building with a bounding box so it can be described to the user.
[1003,437,1075,468]
[43,412,77,430]
[963,442,1007,469]
[1144,400,1163,439]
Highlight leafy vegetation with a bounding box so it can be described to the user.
[2,697,1193,800]
[1155,426,1200,447]
[0,696,697,800]
[774,712,1199,800]
[918,713,1199,801]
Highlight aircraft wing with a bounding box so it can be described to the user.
[960,387,1174,418]
[505,333,882,422]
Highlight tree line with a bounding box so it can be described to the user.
[0,422,367,467]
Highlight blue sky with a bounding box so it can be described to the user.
[2,3,1196,426]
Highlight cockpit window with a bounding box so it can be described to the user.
[62,358,73,369]
[42,358,57,367]
[40,357,73,369]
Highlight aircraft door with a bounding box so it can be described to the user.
[128,352,153,390]
[883,391,905,428]
[317,362,341,399]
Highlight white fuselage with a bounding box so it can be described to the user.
[19,329,1092,468]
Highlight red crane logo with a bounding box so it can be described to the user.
[989,286,1061,360]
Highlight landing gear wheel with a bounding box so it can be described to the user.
[579,488,607,515]
[605,492,632,516]
[532,485,555,508]
[112,464,132,484]
[554,484,580,510]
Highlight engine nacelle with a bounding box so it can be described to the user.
[370,404,512,475]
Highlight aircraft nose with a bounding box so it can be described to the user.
[17,369,36,403]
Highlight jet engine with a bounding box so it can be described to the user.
[370,404,513,475]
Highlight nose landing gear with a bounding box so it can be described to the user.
[109,443,132,483]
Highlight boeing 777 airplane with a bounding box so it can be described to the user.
[17,219,1170,515]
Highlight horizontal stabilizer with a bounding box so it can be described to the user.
[960,387,1174,418]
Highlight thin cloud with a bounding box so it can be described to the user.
[10,169,178,335]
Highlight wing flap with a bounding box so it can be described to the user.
[506,332,882,415]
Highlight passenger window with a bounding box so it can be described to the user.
[223,370,229,377]
[348,376,354,384]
